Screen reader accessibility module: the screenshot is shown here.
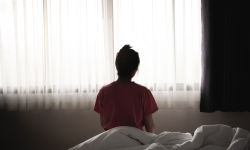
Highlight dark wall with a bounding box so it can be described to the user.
[1,109,250,150]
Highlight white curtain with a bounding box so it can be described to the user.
[113,0,201,108]
[0,0,201,110]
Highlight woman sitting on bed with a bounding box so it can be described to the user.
[94,45,158,133]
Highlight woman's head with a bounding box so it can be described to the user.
[115,45,140,79]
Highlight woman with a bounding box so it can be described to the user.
[94,45,158,133]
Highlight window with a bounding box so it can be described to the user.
[0,0,201,110]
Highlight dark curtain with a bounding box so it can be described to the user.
[200,0,250,112]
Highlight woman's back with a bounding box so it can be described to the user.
[94,80,157,130]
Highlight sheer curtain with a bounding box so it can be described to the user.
[0,0,201,110]
[113,0,201,108]
[0,0,113,110]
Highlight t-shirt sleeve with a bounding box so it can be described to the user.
[143,89,158,116]
[94,89,104,114]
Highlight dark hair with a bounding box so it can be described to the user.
[115,45,140,78]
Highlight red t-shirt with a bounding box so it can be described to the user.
[94,80,158,131]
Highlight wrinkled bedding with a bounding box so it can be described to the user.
[69,124,249,150]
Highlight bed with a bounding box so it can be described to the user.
[69,124,250,150]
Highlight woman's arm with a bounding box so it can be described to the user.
[144,114,155,133]
[99,114,106,128]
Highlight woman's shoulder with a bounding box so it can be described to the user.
[99,81,116,91]
[132,82,151,92]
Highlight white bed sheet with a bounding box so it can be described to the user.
[69,124,249,150]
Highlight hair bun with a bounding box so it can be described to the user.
[121,44,132,50]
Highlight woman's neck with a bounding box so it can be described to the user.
[117,77,132,82]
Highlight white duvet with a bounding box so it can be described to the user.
[69,124,250,150]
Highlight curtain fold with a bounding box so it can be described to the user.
[0,0,202,110]
[200,0,250,112]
